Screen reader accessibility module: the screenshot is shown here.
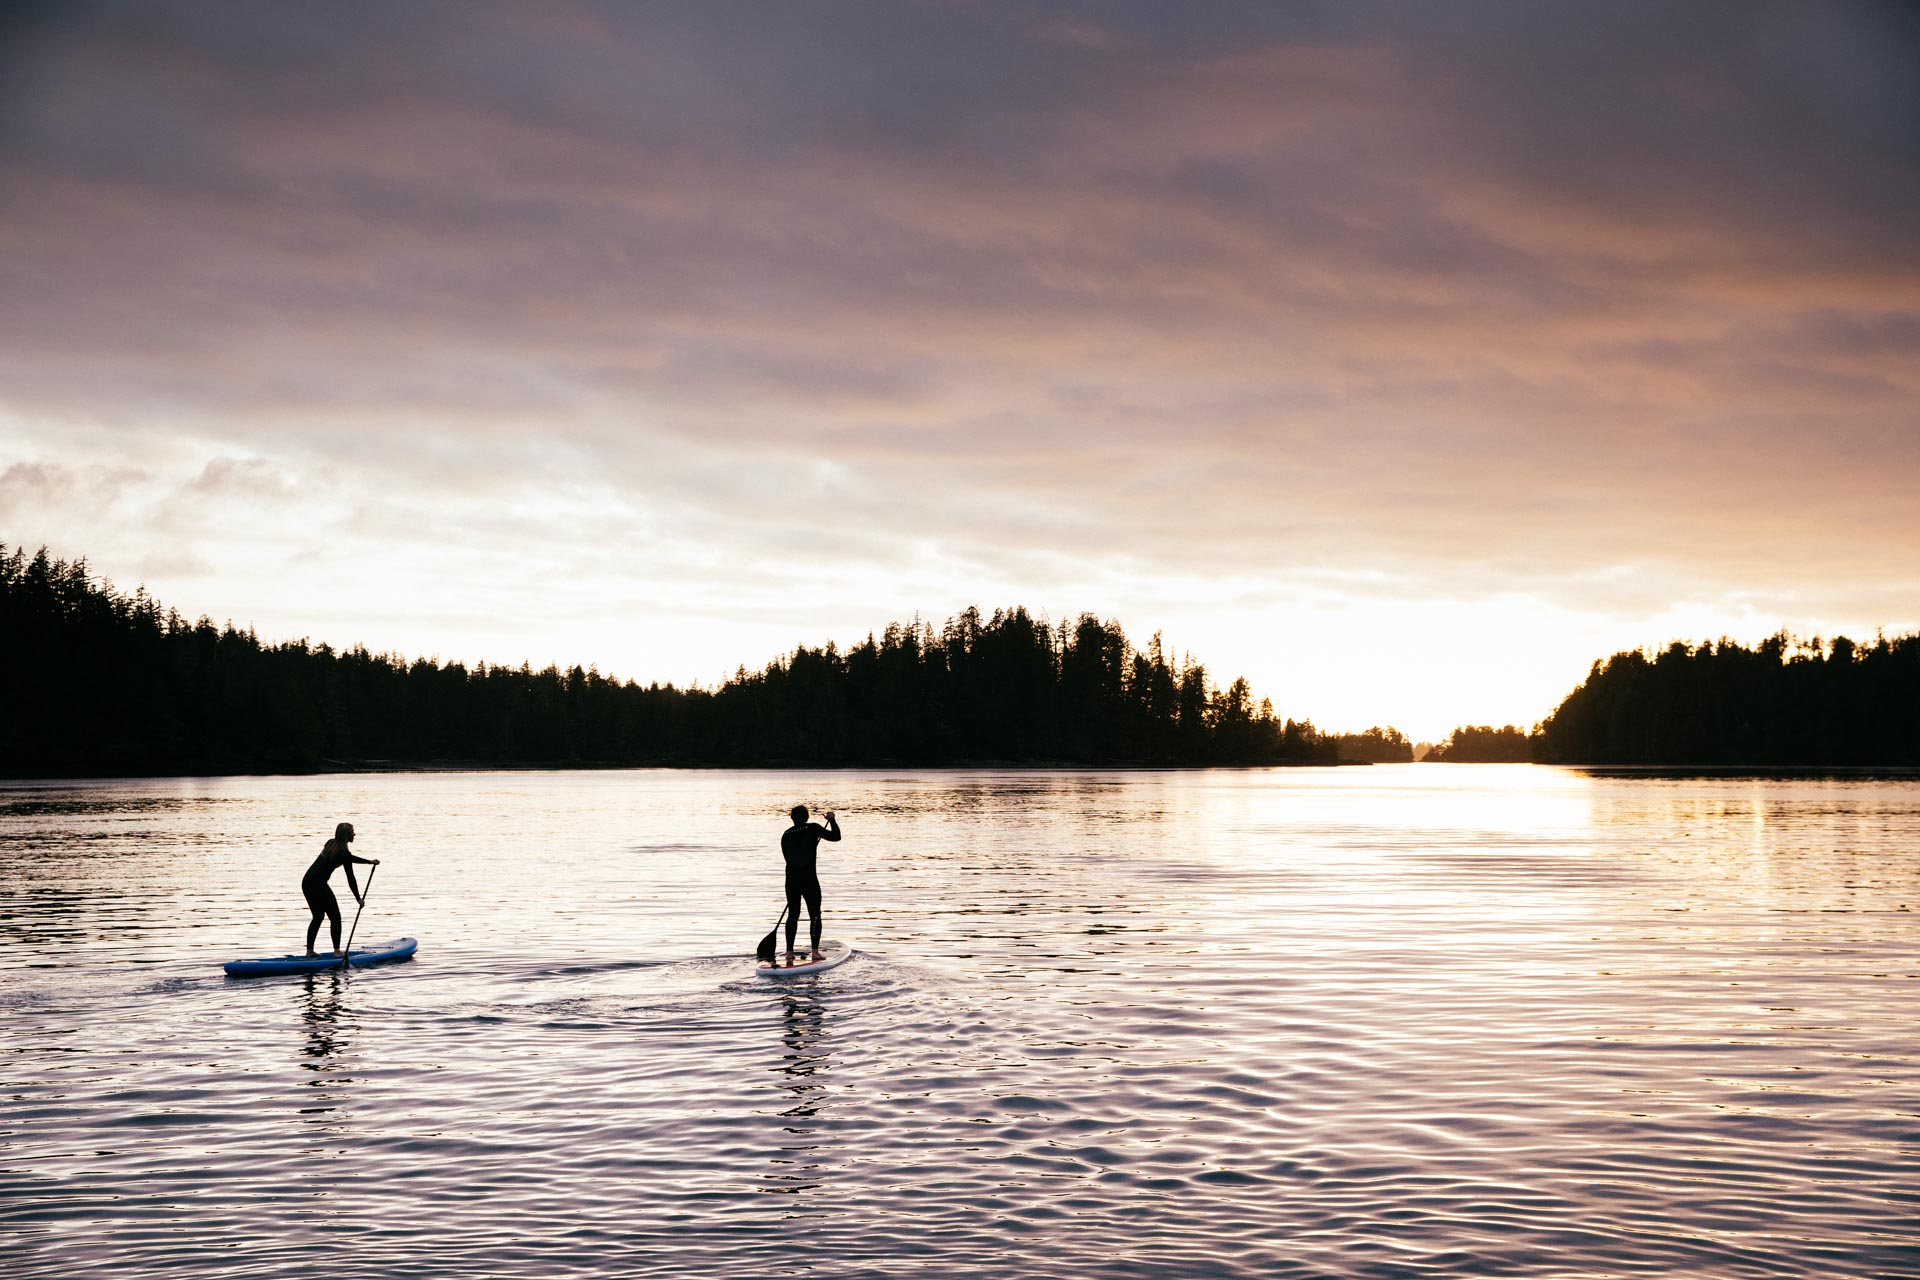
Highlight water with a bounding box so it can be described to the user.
[3,765,1917,1279]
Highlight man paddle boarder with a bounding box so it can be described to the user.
[304,821,380,957]
[782,805,839,964]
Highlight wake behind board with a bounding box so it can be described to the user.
[224,937,418,978]
[756,940,852,978]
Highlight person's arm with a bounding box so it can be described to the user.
[349,853,379,865]
[344,860,363,904]
[821,812,841,841]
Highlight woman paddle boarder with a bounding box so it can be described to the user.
[304,822,380,957]
[782,805,839,963]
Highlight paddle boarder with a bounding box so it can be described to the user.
[782,805,839,963]
[304,822,380,957]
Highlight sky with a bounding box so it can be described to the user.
[2,1,1917,741]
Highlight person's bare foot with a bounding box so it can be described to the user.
[333,949,345,958]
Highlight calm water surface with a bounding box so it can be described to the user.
[3,766,1917,1278]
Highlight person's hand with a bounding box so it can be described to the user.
[372,858,382,866]
[825,809,835,821]
[356,896,365,907]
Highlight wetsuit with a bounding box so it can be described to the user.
[781,815,840,954]
[303,839,372,953]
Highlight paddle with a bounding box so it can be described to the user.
[755,903,787,964]
[340,863,377,968]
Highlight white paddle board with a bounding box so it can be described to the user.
[756,940,852,977]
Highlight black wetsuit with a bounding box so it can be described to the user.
[781,816,840,952]
[303,839,370,951]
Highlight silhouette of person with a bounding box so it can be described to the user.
[781,805,840,963]
[303,821,379,957]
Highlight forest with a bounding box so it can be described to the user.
[1529,635,1920,765]
[1331,726,1415,763]
[0,544,1339,775]
[1425,725,1533,762]
[1421,635,1920,765]
[10,543,1916,774]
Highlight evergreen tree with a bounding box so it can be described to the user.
[0,543,1340,774]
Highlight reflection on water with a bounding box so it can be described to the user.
[776,990,832,1124]
[764,988,834,1198]
[302,971,349,1061]
[300,973,351,1068]
[2,765,1918,1279]
[297,971,357,1137]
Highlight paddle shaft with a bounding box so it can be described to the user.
[341,863,377,966]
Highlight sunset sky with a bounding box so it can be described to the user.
[3,2,1917,740]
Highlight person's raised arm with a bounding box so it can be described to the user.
[822,811,841,841]
[349,853,379,866]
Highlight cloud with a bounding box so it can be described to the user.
[3,1,1918,734]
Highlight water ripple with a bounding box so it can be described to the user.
[2,767,1917,1277]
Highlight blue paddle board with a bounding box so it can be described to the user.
[224,937,418,978]
[756,940,852,977]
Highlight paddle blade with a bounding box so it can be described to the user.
[755,904,786,963]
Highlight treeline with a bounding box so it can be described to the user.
[0,544,1340,775]
[1334,726,1414,763]
[1427,634,1920,765]
[1425,725,1531,762]
[1534,635,1920,765]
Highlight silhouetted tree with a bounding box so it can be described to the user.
[1425,724,1534,762]
[1532,633,1920,765]
[0,543,1341,775]
[1335,726,1415,763]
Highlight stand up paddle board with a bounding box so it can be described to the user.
[757,940,852,977]
[223,937,418,978]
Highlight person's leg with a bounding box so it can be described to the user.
[784,880,801,958]
[304,883,327,955]
[322,888,343,954]
[804,879,823,956]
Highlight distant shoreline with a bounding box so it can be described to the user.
[9,545,1918,777]
[0,757,1383,782]
[9,760,1920,785]
[1567,764,1920,779]
[3,547,1351,776]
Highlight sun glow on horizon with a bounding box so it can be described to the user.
[3,5,1917,748]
